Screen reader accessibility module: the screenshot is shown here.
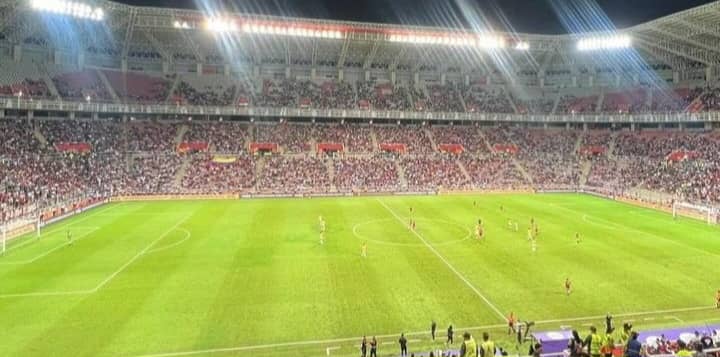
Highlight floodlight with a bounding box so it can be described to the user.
[577,34,631,51]
[515,42,530,51]
[31,0,104,21]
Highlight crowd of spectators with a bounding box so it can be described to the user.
[253,124,314,153]
[401,155,469,190]
[181,154,255,194]
[357,81,412,111]
[424,84,465,112]
[0,79,52,99]
[4,120,720,223]
[374,125,434,154]
[185,122,248,153]
[334,156,400,192]
[461,155,527,189]
[462,85,514,113]
[257,156,331,193]
[52,71,112,102]
[430,126,488,153]
[174,81,236,106]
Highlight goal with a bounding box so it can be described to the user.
[672,202,719,224]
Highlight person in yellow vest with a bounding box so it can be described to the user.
[583,326,603,357]
[480,332,496,357]
[460,332,478,357]
[601,327,615,357]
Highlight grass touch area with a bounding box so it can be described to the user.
[1,194,719,357]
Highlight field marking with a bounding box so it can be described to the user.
[0,227,100,265]
[122,305,717,357]
[145,228,192,254]
[352,217,472,247]
[0,214,192,299]
[3,203,122,252]
[376,199,507,321]
[550,203,720,259]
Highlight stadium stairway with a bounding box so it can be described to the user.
[595,91,605,113]
[253,156,266,188]
[424,128,439,152]
[96,69,120,103]
[32,125,49,148]
[607,131,618,160]
[394,160,408,188]
[504,86,520,114]
[579,160,592,186]
[173,156,192,188]
[551,93,561,114]
[456,159,472,184]
[504,133,535,186]
[325,158,337,191]
[174,124,189,146]
[369,128,379,153]
[37,63,60,98]
[165,75,181,104]
[476,129,495,153]
[458,89,468,112]
[574,131,584,154]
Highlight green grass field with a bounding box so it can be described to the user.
[1,194,719,357]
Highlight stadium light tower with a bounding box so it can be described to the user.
[30,0,105,21]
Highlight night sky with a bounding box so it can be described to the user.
[115,0,714,34]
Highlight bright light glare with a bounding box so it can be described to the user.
[515,41,530,51]
[388,32,506,49]
[206,18,237,32]
[173,20,190,29]
[240,21,343,39]
[31,0,105,21]
[577,35,631,51]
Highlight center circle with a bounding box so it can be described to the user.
[352,217,472,247]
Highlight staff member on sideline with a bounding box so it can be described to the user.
[460,332,478,357]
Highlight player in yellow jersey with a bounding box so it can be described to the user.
[475,219,484,241]
[361,242,367,258]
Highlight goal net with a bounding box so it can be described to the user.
[672,202,719,224]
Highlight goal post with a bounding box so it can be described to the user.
[672,202,719,224]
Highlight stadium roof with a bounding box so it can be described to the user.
[1,0,720,73]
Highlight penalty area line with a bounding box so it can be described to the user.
[376,199,507,322]
[0,214,192,299]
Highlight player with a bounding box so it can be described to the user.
[361,242,367,258]
[66,230,73,246]
[507,312,516,335]
[575,232,581,244]
[410,219,416,231]
[716,289,720,308]
[319,230,325,245]
[527,227,533,241]
[531,238,537,253]
[318,216,326,233]
[500,205,504,212]
[475,219,484,241]
[565,278,572,296]
[533,224,539,239]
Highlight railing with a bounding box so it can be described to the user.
[2,97,720,123]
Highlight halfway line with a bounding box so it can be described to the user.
[376,199,507,321]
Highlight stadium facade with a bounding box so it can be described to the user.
[0,0,720,126]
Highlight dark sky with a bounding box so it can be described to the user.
[115,0,715,34]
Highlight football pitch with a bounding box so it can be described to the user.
[1,194,719,357]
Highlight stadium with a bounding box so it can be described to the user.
[1,0,720,356]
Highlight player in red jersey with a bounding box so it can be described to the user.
[507,312,516,335]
